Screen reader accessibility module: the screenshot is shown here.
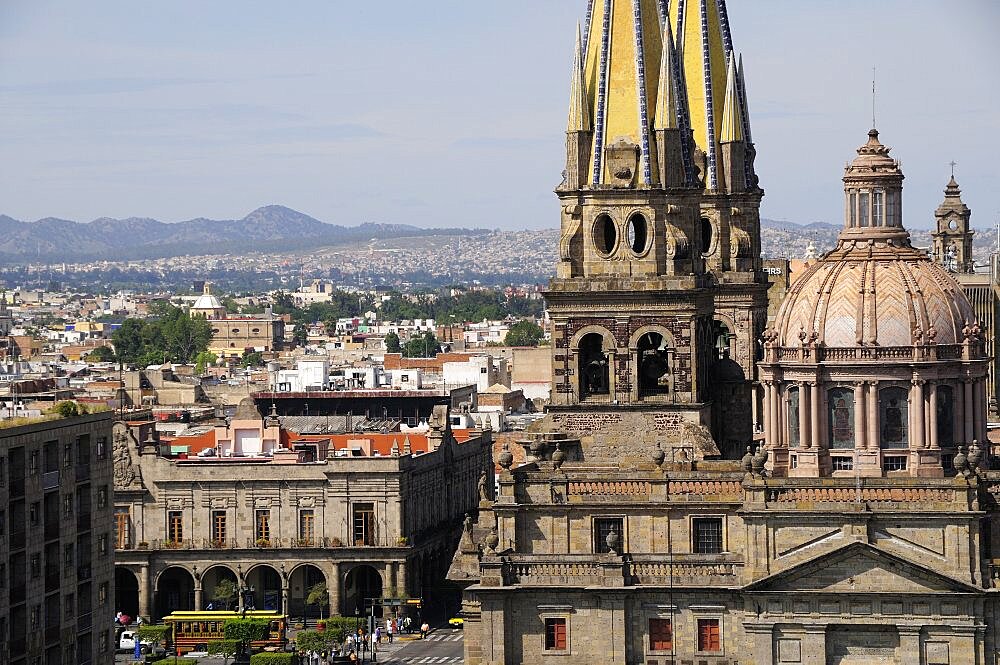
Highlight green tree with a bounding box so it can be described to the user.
[194,351,218,374]
[112,318,148,366]
[137,624,171,653]
[504,320,545,347]
[384,332,401,354]
[292,323,307,347]
[402,331,439,358]
[294,629,339,654]
[212,578,237,610]
[224,618,270,660]
[305,582,329,620]
[241,351,264,368]
[207,639,241,665]
[86,345,116,362]
[51,401,81,418]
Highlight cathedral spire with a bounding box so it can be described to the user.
[567,23,591,133]
[719,54,743,143]
[653,21,679,131]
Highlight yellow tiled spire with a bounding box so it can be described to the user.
[719,53,743,143]
[653,21,679,131]
[567,23,591,133]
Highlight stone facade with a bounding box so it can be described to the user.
[113,406,492,623]
[0,413,116,665]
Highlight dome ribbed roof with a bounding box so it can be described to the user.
[774,246,976,348]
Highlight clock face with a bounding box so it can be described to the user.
[949,219,958,230]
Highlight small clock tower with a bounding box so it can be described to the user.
[931,174,974,274]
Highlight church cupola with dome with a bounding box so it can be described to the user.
[760,129,989,478]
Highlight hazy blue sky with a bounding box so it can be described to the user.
[1,1,997,231]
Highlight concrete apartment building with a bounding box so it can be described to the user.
[113,401,492,624]
[1,413,115,665]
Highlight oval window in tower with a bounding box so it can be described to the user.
[593,214,618,256]
[700,217,714,256]
[627,213,648,255]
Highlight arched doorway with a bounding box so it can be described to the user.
[115,567,139,618]
[155,567,195,619]
[343,565,382,619]
[578,333,609,399]
[290,564,327,619]
[245,565,282,612]
[202,565,238,611]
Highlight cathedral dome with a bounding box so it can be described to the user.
[772,129,977,350]
[773,251,976,348]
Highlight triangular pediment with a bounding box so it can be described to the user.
[745,541,978,594]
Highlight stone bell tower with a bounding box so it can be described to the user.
[546,0,764,458]
[931,174,974,274]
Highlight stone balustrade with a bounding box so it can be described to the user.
[480,553,744,588]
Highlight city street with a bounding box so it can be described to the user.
[113,627,466,664]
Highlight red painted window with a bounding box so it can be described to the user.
[649,618,673,651]
[698,618,721,652]
[544,618,566,650]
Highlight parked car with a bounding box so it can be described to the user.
[117,631,152,653]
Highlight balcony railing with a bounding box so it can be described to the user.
[486,553,745,588]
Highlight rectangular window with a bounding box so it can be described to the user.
[63,494,73,517]
[697,618,721,652]
[99,582,108,605]
[299,509,315,543]
[30,554,40,578]
[693,517,724,554]
[64,544,73,568]
[97,486,107,509]
[883,456,908,472]
[544,618,567,651]
[29,449,39,475]
[859,192,870,226]
[62,443,73,469]
[849,191,857,226]
[115,509,130,549]
[353,503,375,546]
[211,510,227,545]
[872,190,884,226]
[255,509,270,542]
[98,533,108,555]
[96,437,107,460]
[29,502,39,526]
[593,517,624,554]
[886,190,899,226]
[167,510,183,544]
[649,618,673,651]
[832,456,854,471]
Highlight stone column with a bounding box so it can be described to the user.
[965,380,975,442]
[799,382,811,448]
[867,381,879,449]
[810,383,821,450]
[194,584,203,611]
[281,586,289,617]
[853,382,866,450]
[928,383,939,449]
[397,560,408,598]
[138,565,151,619]
[330,562,341,616]
[763,381,774,446]
[975,379,986,442]
[911,381,925,449]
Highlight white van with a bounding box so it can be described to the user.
[119,631,151,653]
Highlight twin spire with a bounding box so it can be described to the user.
[566,0,754,191]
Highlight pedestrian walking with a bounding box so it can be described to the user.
[420,622,429,639]
[386,616,395,643]
[374,625,382,643]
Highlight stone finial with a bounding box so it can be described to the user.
[605,528,621,556]
[552,442,566,470]
[954,445,969,475]
[751,445,768,476]
[529,437,547,462]
[484,528,500,555]
[652,442,666,468]
[741,446,754,474]
[390,440,400,457]
[402,435,412,455]
[967,440,982,472]
[498,442,514,470]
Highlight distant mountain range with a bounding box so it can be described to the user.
[0,205,485,263]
